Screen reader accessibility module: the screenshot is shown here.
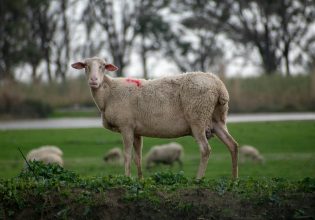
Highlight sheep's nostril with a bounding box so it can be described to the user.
[90,76,98,81]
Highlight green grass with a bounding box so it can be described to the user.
[0,121,314,179]
[49,109,99,118]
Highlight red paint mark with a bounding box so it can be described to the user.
[126,78,142,87]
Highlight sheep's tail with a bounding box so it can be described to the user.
[213,83,229,123]
[218,84,229,106]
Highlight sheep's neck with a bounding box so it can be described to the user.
[91,86,107,112]
[90,75,112,112]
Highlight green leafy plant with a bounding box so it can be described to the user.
[0,169,314,219]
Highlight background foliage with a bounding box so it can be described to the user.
[1,0,314,82]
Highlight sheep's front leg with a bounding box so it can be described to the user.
[121,130,134,177]
[133,135,143,179]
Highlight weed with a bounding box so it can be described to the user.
[152,171,188,186]
[0,168,314,219]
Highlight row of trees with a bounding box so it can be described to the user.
[1,0,314,83]
[1,0,70,82]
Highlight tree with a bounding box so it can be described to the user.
[24,0,46,83]
[0,0,29,81]
[164,25,224,73]
[175,0,315,75]
[87,0,141,77]
[134,0,171,78]
[31,0,57,82]
[0,0,59,82]
[145,1,226,73]
[54,0,70,83]
[80,2,105,59]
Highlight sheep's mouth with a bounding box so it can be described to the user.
[89,82,100,88]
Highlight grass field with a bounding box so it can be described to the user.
[0,121,314,179]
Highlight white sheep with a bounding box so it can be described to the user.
[239,145,264,164]
[71,57,238,179]
[38,145,63,156]
[146,142,183,169]
[26,146,64,167]
[104,147,123,164]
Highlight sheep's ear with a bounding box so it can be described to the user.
[105,64,119,72]
[71,62,86,69]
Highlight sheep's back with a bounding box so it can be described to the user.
[150,143,183,162]
[240,146,260,156]
[132,76,190,137]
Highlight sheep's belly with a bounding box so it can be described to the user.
[135,117,191,138]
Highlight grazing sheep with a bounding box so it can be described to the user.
[71,57,238,179]
[26,145,63,160]
[38,145,63,156]
[146,142,183,169]
[239,145,264,164]
[26,146,64,167]
[104,147,123,164]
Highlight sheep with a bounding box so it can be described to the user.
[71,57,238,179]
[38,145,63,157]
[26,145,63,160]
[26,146,64,167]
[239,145,264,164]
[145,142,183,169]
[104,147,123,164]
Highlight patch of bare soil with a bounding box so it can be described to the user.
[3,188,315,220]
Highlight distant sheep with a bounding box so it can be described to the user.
[146,142,183,169]
[104,147,123,164]
[26,145,64,167]
[38,145,63,156]
[239,145,264,164]
[72,57,238,179]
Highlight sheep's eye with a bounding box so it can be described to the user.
[85,66,90,74]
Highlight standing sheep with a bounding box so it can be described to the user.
[239,145,265,164]
[146,142,183,169]
[71,57,238,179]
[104,147,123,164]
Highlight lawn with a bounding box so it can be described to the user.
[0,121,314,179]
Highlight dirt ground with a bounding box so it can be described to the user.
[3,188,314,220]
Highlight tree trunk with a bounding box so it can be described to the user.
[260,22,278,75]
[141,35,148,79]
[1,69,14,81]
[258,46,278,75]
[61,0,69,83]
[284,43,290,76]
[310,66,315,101]
[285,55,290,76]
[45,50,52,83]
[31,64,40,84]
[115,55,124,77]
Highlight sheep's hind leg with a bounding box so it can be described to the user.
[133,135,143,179]
[213,122,239,179]
[121,130,134,177]
[192,126,211,179]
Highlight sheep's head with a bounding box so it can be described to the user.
[71,57,118,89]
